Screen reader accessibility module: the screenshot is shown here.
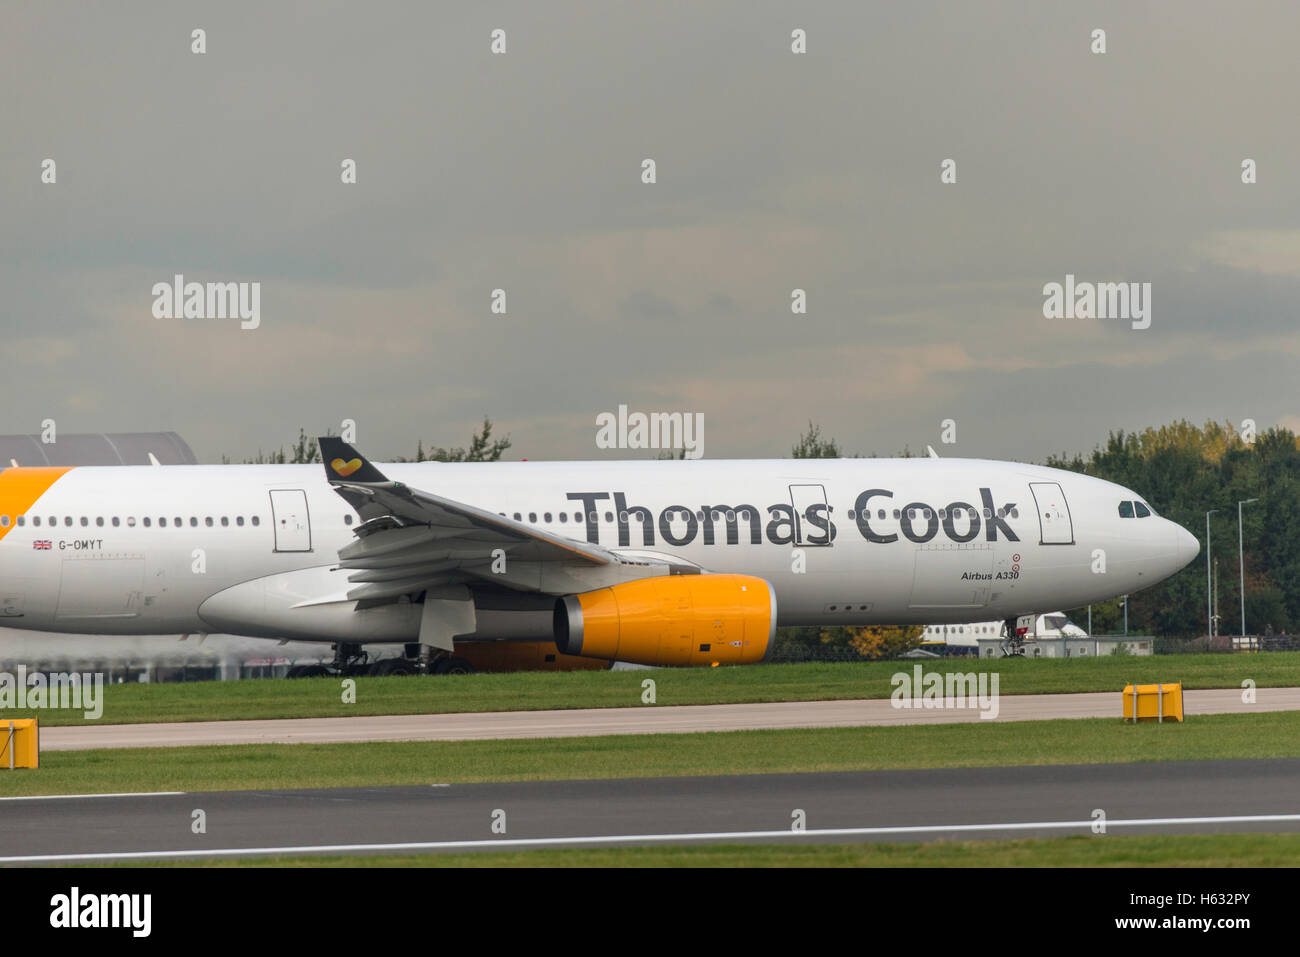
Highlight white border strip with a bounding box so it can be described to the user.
[3,813,1299,863]
[0,791,185,802]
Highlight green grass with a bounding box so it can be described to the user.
[26,652,1300,727]
[118,833,1300,867]
[5,711,1300,797]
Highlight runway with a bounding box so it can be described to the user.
[2,759,1298,862]
[39,686,1300,751]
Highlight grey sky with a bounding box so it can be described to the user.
[2,1,1297,462]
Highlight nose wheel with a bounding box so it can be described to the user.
[1000,617,1027,657]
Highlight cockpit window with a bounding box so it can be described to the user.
[1134,501,1152,518]
[1118,501,1135,518]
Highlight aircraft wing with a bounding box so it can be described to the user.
[318,437,659,603]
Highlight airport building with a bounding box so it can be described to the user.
[921,612,1154,658]
[974,634,1154,658]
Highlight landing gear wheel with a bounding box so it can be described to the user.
[434,657,475,676]
[297,664,330,678]
[371,658,417,676]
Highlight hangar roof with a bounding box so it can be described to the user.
[0,432,196,466]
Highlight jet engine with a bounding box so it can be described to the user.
[553,574,776,667]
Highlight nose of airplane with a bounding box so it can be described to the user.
[1175,522,1200,567]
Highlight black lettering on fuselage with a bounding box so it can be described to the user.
[566,491,610,544]
[942,502,980,543]
[854,489,896,543]
[700,505,762,545]
[802,503,835,544]
[980,488,1019,542]
[579,487,1020,549]
[900,503,939,543]
[765,503,797,545]
[658,506,698,546]
[613,492,654,547]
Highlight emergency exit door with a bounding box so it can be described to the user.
[789,484,832,546]
[1029,482,1074,545]
[269,489,312,551]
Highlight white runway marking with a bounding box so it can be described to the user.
[3,812,1299,863]
[0,790,185,802]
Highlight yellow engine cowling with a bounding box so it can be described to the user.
[553,574,777,667]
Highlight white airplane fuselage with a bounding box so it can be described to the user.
[0,457,1199,643]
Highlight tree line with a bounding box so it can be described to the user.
[1045,420,1300,638]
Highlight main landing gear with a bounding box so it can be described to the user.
[286,642,475,677]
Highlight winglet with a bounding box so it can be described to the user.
[319,436,390,484]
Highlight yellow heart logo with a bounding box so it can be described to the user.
[331,457,363,477]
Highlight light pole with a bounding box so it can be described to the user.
[1239,498,1258,638]
[1206,509,1217,637]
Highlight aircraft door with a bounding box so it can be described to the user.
[909,545,994,608]
[269,489,312,552]
[56,557,145,619]
[1029,482,1074,545]
[789,484,832,546]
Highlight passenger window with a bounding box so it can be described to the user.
[221,517,229,527]
[0,516,8,527]
[112,517,120,527]
[190,517,198,527]
[529,513,537,522]
[341,515,350,526]
[545,512,553,522]
[251,516,260,526]
[143,517,151,527]
[16,516,24,527]
[64,516,73,527]
[1118,501,1135,518]
[32,517,40,527]
[96,517,104,527]
[205,517,214,527]
[558,512,566,523]
[175,516,182,527]
[127,517,136,527]
[236,516,244,526]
